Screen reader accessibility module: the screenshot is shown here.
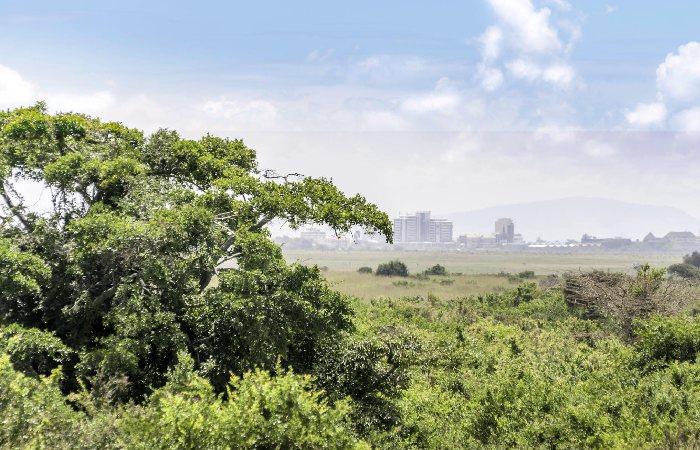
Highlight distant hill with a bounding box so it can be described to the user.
[442,197,700,242]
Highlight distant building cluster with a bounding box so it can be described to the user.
[277,211,700,253]
[393,211,453,243]
[457,218,524,249]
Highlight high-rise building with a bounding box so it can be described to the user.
[495,218,515,243]
[394,212,453,243]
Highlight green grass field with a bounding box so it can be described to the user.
[282,249,685,299]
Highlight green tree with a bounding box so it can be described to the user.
[0,103,392,399]
[376,260,409,277]
[683,251,700,268]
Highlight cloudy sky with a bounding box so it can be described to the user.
[1,0,700,219]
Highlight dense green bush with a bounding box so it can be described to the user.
[635,315,700,369]
[376,260,409,277]
[357,266,373,274]
[668,263,700,279]
[0,351,368,449]
[684,251,700,268]
[424,264,447,276]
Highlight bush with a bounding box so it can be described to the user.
[357,266,373,274]
[376,261,409,277]
[424,264,447,276]
[635,315,700,368]
[683,251,700,268]
[668,263,700,280]
[518,270,536,279]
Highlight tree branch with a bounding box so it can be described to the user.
[0,185,32,231]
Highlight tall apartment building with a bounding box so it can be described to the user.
[394,211,453,243]
[495,218,515,243]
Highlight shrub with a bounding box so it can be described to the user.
[683,251,700,268]
[518,270,536,279]
[357,266,373,274]
[635,315,700,368]
[376,260,409,277]
[424,264,447,276]
[563,265,691,335]
[668,263,700,280]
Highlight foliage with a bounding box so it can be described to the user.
[684,251,700,268]
[668,263,700,280]
[0,350,367,449]
[0,104,392,402]
[357,266,373,274]
[0,324,73,379]
[351,285,700,449]
[424,264,447,276]
[376,260,409,277]
[518,270,535,279]
[635,315,700,370]
[563,265,694,335]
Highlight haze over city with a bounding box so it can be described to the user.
[2,0,700,227]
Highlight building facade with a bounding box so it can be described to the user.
[394,211,453,243]
[495,218,515,243]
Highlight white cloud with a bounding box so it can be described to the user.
[544,0,571,11]
[479,66,504,91]
[583,140,617,158]
[606,5,617,14]
[478,26,503,63]
[542,63,575,87]
[359,110,407,131]
[625,102,667,127]
[656,42,700,103]
[672,107,700,134]
[488,0,561,54]
[0,64,36,109]
[402,78,461,114]
[506,58,541,81]
[48,91,115,114]
[201,98,278,124]
[475,0,579,92]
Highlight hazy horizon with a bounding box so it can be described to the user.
[2,1,700,221]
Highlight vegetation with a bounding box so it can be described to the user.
[3,105,700,448]
[376,260,409,277]
[357,266,373,274]
[424,264,447,276]
[0,105,398,447]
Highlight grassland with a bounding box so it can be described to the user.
[282,249,685,299]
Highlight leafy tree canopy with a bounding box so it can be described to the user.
[0,103,393,398]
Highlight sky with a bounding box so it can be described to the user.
[1,0,700,221]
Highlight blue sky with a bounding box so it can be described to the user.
[1,0,700,221]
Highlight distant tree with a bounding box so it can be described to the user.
[375,260,409,277]
[424,264,447,276]
[668,263,700,280]
[683,251,700,268]
[357,266,373,274]
[518,270,536,279]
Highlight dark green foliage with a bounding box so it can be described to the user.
[684,251,700,268]
[357,266,373,274]
[518,270,535,279]
[635,315,700,369]
[0,324,73,378]
[376,260,409,277]
[0,351,368,449]
[668,263,700,280]
[0,105,392,404]
[424,264,447,276]
[315,333,417,433]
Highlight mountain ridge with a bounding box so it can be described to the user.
[441,197,700,242]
